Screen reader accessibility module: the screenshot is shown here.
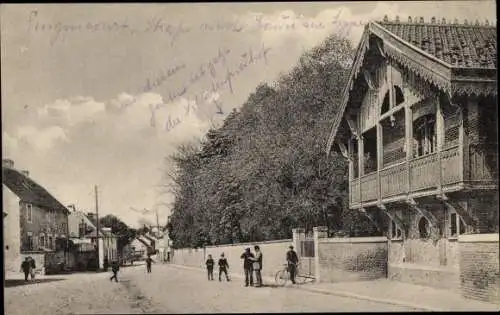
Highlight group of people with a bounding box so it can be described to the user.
[206,244,299,287]
[205,253,231,282]
[20,257,37,281]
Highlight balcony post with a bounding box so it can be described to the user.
[377,123,383,202]
[405,104,413,194]
[436,96,444,193]
[358,134,364,203]
[458,102,467,182]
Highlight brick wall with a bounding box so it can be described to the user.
[316,237,388,283]
[459,233,499,304]
[172,239,292,279]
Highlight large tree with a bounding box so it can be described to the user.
[166,34,380,248]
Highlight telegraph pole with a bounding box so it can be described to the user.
[95,185,100,271]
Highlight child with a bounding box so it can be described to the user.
[218,253,230,282]
[206,254,214,281]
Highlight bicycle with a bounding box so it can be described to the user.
[275,263,308,286]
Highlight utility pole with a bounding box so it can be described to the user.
[155,209,160,238]
[95,185,100,271]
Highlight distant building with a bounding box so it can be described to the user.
[2,158,71,275]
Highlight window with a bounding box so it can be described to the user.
[26,204,33,223]
[27,232,33,250]
[418,217,430,239]
[413,115,437,158]
[449,212,467,237]
[39,233,45,249]
[48,235,53,250]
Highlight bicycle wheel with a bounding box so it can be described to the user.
[275,269,288,286]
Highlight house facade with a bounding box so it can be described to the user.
[327,16,497,295]
[2,159,71,274]
[3,165,21,274]
[68,210,119,269]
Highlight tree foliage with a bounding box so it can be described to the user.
[166,34,380,248]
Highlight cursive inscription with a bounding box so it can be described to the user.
[143,63,187,93]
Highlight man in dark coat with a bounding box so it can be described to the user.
[21,257,31,281]
[109,260,120,282]
[252,245,263,287]
[286,245,299,284]
[240,248,254,287]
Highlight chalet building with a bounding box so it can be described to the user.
[2,159,71,274]
[326,16,497,296]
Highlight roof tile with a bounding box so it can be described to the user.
[378,19,497,69]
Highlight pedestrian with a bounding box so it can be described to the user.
[29,257,37,280]
[252,245,263,287]
[286,245,299,284]
[20,257,31,281]
[109,260,119,282]
[218,253,230,282]
[146,254,154,273]
[240,248,254,287]
[206,254,215,281]
[103,256,109,272]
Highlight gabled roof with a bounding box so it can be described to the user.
[2,166,70,214]
[379,18,496,69]
[326,17,497,154]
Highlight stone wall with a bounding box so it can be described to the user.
[314,226,387,283]
[459,233,499,304]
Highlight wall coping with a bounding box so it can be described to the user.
[204,239,292,249]
[319,236,388,244]
[458,233,499,243]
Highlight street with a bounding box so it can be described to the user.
[4,264,418,314]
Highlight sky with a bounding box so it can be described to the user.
[1,2,496,228]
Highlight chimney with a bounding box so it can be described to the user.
[442,18,446,24]
[395,16,400,23]
[21,170,29,177]
[431,17,436,24]
[485,19,489,26]
[408,16,412,23]
[3,159,14,168]
[67,204,76,212]
[464,19,468,25]
[383,15,389,22]
[419,17,424,24]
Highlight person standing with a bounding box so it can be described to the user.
[286,245,299,284]
[146,255,154,273]
[240,248,254,287]
[29,257,37,280]
[21,257,31,281]
[218,253,230,282]
[109,260,119,282]
[206,254,215,281]
[252,245,263,287]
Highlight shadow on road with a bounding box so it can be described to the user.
[4,278,66,288]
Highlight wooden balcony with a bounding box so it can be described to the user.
[350,145,467,207]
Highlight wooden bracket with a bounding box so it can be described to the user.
[436,194,477,227]
[345,117,359,139]
[363,70,375,90]
[335,139,352,161]
[377,203,407,237]
[407,198,438,228]
[359,208,382,232]
[376,40,386,58]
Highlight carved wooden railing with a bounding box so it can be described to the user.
[350,180,360,204]
[409,153,439,191]
[380,161,408,198]
[360,172,378,202]
[441,145,461,185]
[469,143,498,182]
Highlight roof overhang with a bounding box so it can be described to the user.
[326,22,497,155]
